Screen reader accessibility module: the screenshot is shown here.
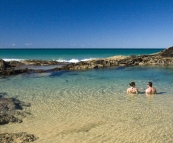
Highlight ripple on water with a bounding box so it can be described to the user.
[1,67,173,142]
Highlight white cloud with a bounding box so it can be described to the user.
[12,44,15,46]
[25,43,32,46]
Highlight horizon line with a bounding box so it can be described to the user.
[0,47,165,50]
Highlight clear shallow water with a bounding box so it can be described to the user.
[1,65,173,143]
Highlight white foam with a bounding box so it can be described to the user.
[56,58,95,63]
[81,58,95,62]
[3,58,95,63]
[3,58,24,61]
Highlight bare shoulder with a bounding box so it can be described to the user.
[152,87,157,93]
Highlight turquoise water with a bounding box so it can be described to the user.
[0,48,163,62]
[1,49,173,142]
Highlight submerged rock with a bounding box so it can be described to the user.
[0,132,38,143]
[0,114,21,125]
[0,97,31,125]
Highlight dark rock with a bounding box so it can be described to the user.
[0,97,31,125]
[0,59,8,70]
[0,114,22,125]
[159,46,173,57]
[94,60,104,65]
[130,55,137,58]
[0,132,38,143]
[8,61,25,67]
[0,68,32,76]
[21,60,63,66]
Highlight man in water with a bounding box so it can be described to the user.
[145,82,156,94]
[127,82,138,94]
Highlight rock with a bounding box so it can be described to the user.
[0,97,31,125]
[8,61,25,67]
[88,65,95,69]
[0,59,5,68]
[139,62,145,65]
[94,64,103,68]
[0,132,38,143]
[0,114,22,125]
[159,46,173,57]
[103,61,111,67]
[20,60,64,66]
[94,60,104,65]
[0,59,7,70]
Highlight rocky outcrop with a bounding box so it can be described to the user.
[60,55,173,70]
[59,47,173,70]
[0,59,67,76]
[1,46,173,75]
[20,60,65,66]
[0,68,33,76]
[158,46,173,57]
[0,97,31,125]
[0,59,9,71]
[0,132,38,143]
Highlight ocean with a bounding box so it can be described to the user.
[0,48,162,62]
[1,48,173,143]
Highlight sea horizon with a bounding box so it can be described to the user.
[0,47,165,49]
[0,48,164,63]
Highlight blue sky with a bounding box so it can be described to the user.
[0,0,173,48]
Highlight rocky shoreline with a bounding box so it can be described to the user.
[61,46,173,70]
[1,46,173,76]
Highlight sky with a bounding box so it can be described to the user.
[0,0,173,48]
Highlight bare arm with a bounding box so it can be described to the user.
[136,88,138,94]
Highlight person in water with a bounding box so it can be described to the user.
[127,82,138,94]
[145,82,156,94]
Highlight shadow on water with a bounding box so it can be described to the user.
[115,66,127,70]
[50,71,69,77]
[138,91,166,95]
[157,92,166,94]
[50,70,78,77]
[138,91,145,94]
[0,92,7,98]
[0,76,10,81]
[0,76,8,79]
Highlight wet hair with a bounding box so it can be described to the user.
[147,82,152,87]
[129,82,135,86]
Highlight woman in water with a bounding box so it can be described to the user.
[127,82,138,94]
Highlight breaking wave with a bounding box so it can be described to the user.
[3,58,95,63]
[56,58,95,63]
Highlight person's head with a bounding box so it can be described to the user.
[129,82,135,87]
[147,82,152,87]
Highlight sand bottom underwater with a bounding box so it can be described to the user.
[1,68,173,143]
[1,91,173,143]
